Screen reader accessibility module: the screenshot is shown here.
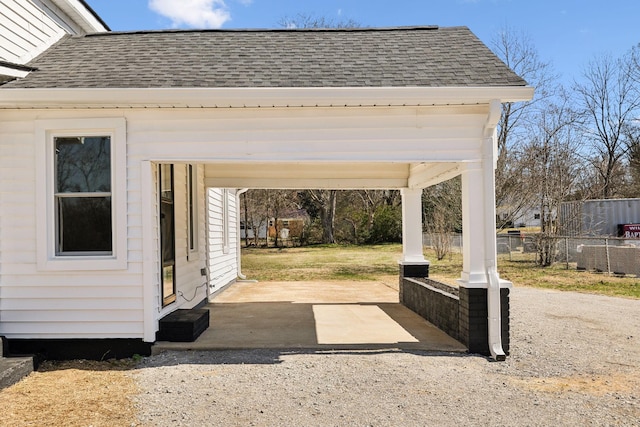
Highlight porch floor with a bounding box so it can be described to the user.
[152,280,466,353]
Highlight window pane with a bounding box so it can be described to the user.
[57,197,112,253]
[55,136,111,193]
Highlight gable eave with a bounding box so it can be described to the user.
[49,0,110,33]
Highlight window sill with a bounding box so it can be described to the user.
[38,256,127,271]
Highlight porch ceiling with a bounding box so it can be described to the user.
[203,161,462,189]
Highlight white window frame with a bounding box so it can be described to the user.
[186,164,199,261]
[36,118,127,271]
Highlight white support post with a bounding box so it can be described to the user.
[141,160,157,343]
[400,188,427,264]
[459,162,488,286]
[458,101,511,360]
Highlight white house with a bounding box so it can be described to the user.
[0,1,533,360]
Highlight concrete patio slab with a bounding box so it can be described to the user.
[153,281,466,354]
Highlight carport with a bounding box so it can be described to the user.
[135,26,533,360]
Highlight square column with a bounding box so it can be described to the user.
[458,134,511,360]
[400,187,426,263]
[459,163,490,285]
[399,188,429,277]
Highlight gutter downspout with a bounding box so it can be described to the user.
[484,100,506,361]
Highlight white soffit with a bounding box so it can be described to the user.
[0,86,535,109]
[202,162,463,190]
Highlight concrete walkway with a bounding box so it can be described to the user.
[153,281,466,353]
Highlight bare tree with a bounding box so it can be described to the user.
[630,44,640,83]
[278,13,360,29]
[241,189,269,247]
[305,189,337,244]
[491,27,556,229]
[520,91,585,265]
[574,52,640,199]
[423,177,461,260]
[624,122,640,196]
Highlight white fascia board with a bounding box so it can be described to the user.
[49,0,109,33]
[0,86,534,109]
[0,66,31,79]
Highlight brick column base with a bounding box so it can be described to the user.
[398,263,429,278]
[458,287,510,356]
[398,263,429,299]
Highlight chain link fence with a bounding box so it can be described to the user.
[423,232,640,274]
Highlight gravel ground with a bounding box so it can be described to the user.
[132,287,640,426]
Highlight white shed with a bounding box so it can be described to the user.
[0,22,533,360]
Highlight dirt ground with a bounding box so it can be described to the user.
[0,359,140,427]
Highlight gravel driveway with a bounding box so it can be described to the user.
[132,287,640,426]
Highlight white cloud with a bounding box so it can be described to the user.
[149,0,231,29]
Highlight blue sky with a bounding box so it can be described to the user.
[87,0,639,86]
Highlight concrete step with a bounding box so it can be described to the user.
[156,308,210,342]
[0,337,34,389]
[0,356,34,390]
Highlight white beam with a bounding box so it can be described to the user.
[204,177,408,189]
[408,162,463,189]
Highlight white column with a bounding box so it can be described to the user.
[400,188,426,264]
[459,135,510,361]
[141,160,157,342]
[459,162,488,286]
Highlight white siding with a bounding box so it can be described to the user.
[125,106,486,163]
[165,164,209,312]
[0,0,68,64]
[206,188,238,295]
[0,111,144,339]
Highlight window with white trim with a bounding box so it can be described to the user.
[36,118,127,270]
[55,136,112,254]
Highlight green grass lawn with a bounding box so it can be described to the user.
[241,244,640,299]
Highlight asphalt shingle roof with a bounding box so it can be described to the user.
[2,26,527,89]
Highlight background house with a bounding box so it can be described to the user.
[268,209,310,246]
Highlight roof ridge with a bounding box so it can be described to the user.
[84,25,443,37]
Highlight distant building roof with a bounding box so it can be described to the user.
[2,26,527,89]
